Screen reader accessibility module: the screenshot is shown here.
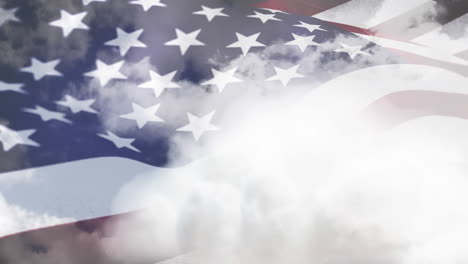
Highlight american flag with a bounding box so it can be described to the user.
[0,0,467,263]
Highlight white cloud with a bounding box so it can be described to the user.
[413,13,468,55]
[0,193,74,237]
[104,61,468,264]
[313,0,434,29]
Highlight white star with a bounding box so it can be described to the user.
[0,125,39,152]
[56,95,97,114]
[21,58,62,81]
[247,11,280,23]
[82,0,106,5]
[84,60,127,86]
[177,111,219,141]
[138,70,180,97]
[130,0,166,11]
[293,21,327,33]
[0,7,19,27]
[98,130,140,153]
[202,67,241,93]
[193,5,228,22]
[285,33,319,52]
[267,65,305,86]
[258,8,288,14]
[226,32,265,55]
[165,29,205,55]
[121,103,163,129]
[334,43,370,59]
[24,106,71,124]
[105,28,146,56]
[0,81,26,94]
[49,10,88,37]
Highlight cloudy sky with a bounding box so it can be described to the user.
[0,0,468,263]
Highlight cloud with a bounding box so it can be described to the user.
[412,12,468,56]
[103,54,468,264]
[0,0,142,71]
[3,0,467,263]
[0,194,74,237]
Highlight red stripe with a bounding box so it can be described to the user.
[0,213,123,240]
[326,21,374,36]
[367,1,441,40]
[327,22,427,42]
[385,48,468,77]
[255,0,351,16]
[361,90,468,130]
[0,211,178,263]
[253,1,430,45]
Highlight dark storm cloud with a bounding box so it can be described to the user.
[433,0,468,24]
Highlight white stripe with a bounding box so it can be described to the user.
[314,0,431,29]
[276,63,468,163]
[292,63,468,121]
[412,13,468,57]
[0,157,165,236]
[357,33,468,65]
